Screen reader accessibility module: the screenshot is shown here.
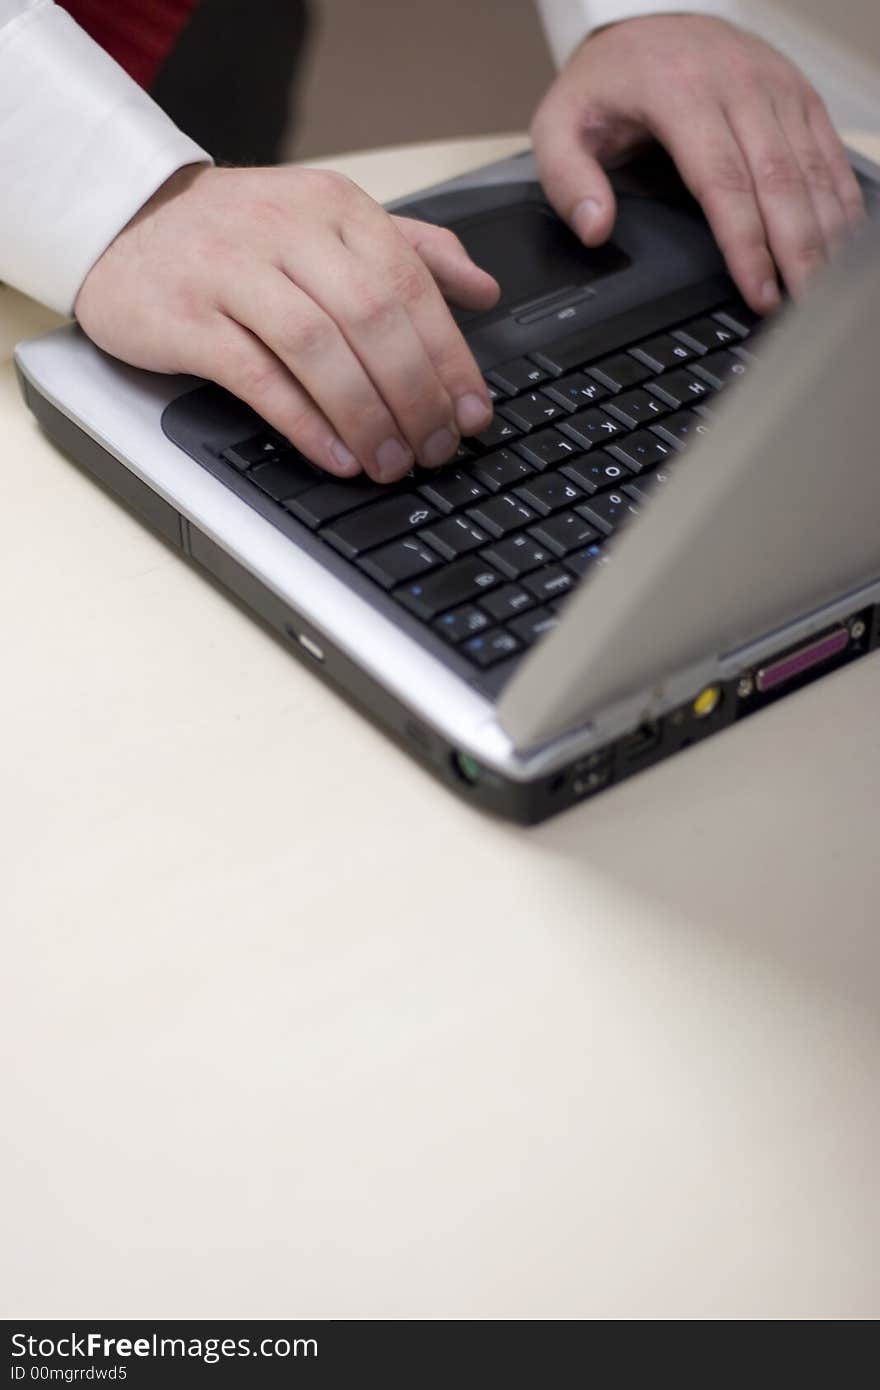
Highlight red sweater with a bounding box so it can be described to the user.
[59,1,200,87]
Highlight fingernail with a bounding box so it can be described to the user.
[761,278,781,311]
[455,392,492,434]
[423,426,458,469]
[376,436,413,482]
[573,196,602,242]
[330,438,361,475]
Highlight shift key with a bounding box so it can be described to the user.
[321,494,438,558]
[395,556,500,619]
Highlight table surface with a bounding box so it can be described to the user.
[2,133,879,1321]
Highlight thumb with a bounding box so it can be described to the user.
[532,114,618,247]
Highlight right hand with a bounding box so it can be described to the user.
[74,164,500,483]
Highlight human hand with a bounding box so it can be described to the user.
[74,164,500,482]
[531,14,865,314]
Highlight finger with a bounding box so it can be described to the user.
[806,92,866,231]
[206,315,365,479]
[725,90,827,297]
[771,87,847,255]
[221,266,422,484]
[392,217,501,312]
[288,235,469,472]
[531,102,619,247]
[649,101,781,314]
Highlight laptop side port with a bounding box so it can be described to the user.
[734,612,872,716]
[618,719,662,768]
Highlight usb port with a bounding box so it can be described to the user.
[619,720,662,766]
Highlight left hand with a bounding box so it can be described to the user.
[530,14,865,314]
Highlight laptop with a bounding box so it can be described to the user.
[14,147,880,824]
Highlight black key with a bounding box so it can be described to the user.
[222,432,285,470]
[564,542,607,578]
[473,416,521,451]
[450,440,477,465]
[523,565,577,602]
[690,348,751,389]
[629,334,698,372]
[499,392,564,432]
[481,534,553,580]
[513,427,580,470]
[462,628,522,668]
[647,369,712,409]
[576,490,640,535]
[468,492,537,539]
[418,514,489,560]
[509,606,558,646]
[604,388,669,429]
[587,353,652,392]
[673,316,738,353]
[484,380,505,403]
[514,471,584,516]
[529,511,599,557]
[650,410,709,449]
[470,448,533,493]
[713,303,757,336]
[622,464,677,504]
[395,556,501,620]
[322,494,439,558]
[286,478,388,528]
[434,603,492,644]
[561,451,633,495]
[480,584,535,621]
[487,357,549,394]
[558,407,624,450]
[249,456,321,501]
[357,537,441,589]
[607,430,673,473]
[541,371,609,412]
[418,468,486,514]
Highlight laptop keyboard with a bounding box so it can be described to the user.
[218,299,759,670]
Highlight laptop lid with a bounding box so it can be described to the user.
[498,220,880,752]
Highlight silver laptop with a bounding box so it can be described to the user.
[14,148,880,823]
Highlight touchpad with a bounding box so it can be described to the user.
[449,201,630,322]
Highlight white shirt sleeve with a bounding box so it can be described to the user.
[0,0,211,315]
[535,0,747,67]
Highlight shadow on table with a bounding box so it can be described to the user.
[523,656,880,1015]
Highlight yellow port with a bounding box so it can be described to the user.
[693,684,721,719]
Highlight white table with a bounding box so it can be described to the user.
[2,135,879,1320]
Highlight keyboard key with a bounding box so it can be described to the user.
[587,353,653,392]
[462,628,522,668]
[357,537,441,589]
[558,408,624,449]
[222,432,285,470]
[470,448,533,493]
[481,534,553,579]
[249,456,322,501]
[577,491,640,535]
[286,478,390,528]
[499,392,564,432]
[395,556,501,620]
[689,348,751,389]
[650,410,709,449]
[321,494,439,558]
[418,514,489,560]
[523,565,577,602]
[713,303,758,336]
[473,416,521,450]
[529,511,599,557]
[607,430,673,473]
[487,358,549,394]
[561,451,632,494]
[513,427,580,470]
[565,542,607,578]
[434,604,491,643]
[622,465,677,504]
[514,471,584,515]
[541,371,609,412]
[418,468,486,513]
[646,369,712,409]
[604,388,669,429]
[629,334,698,372]
[673,316,738,353]
[467,493,537,538]
[480,584,535,621]
[509,606,558,646]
